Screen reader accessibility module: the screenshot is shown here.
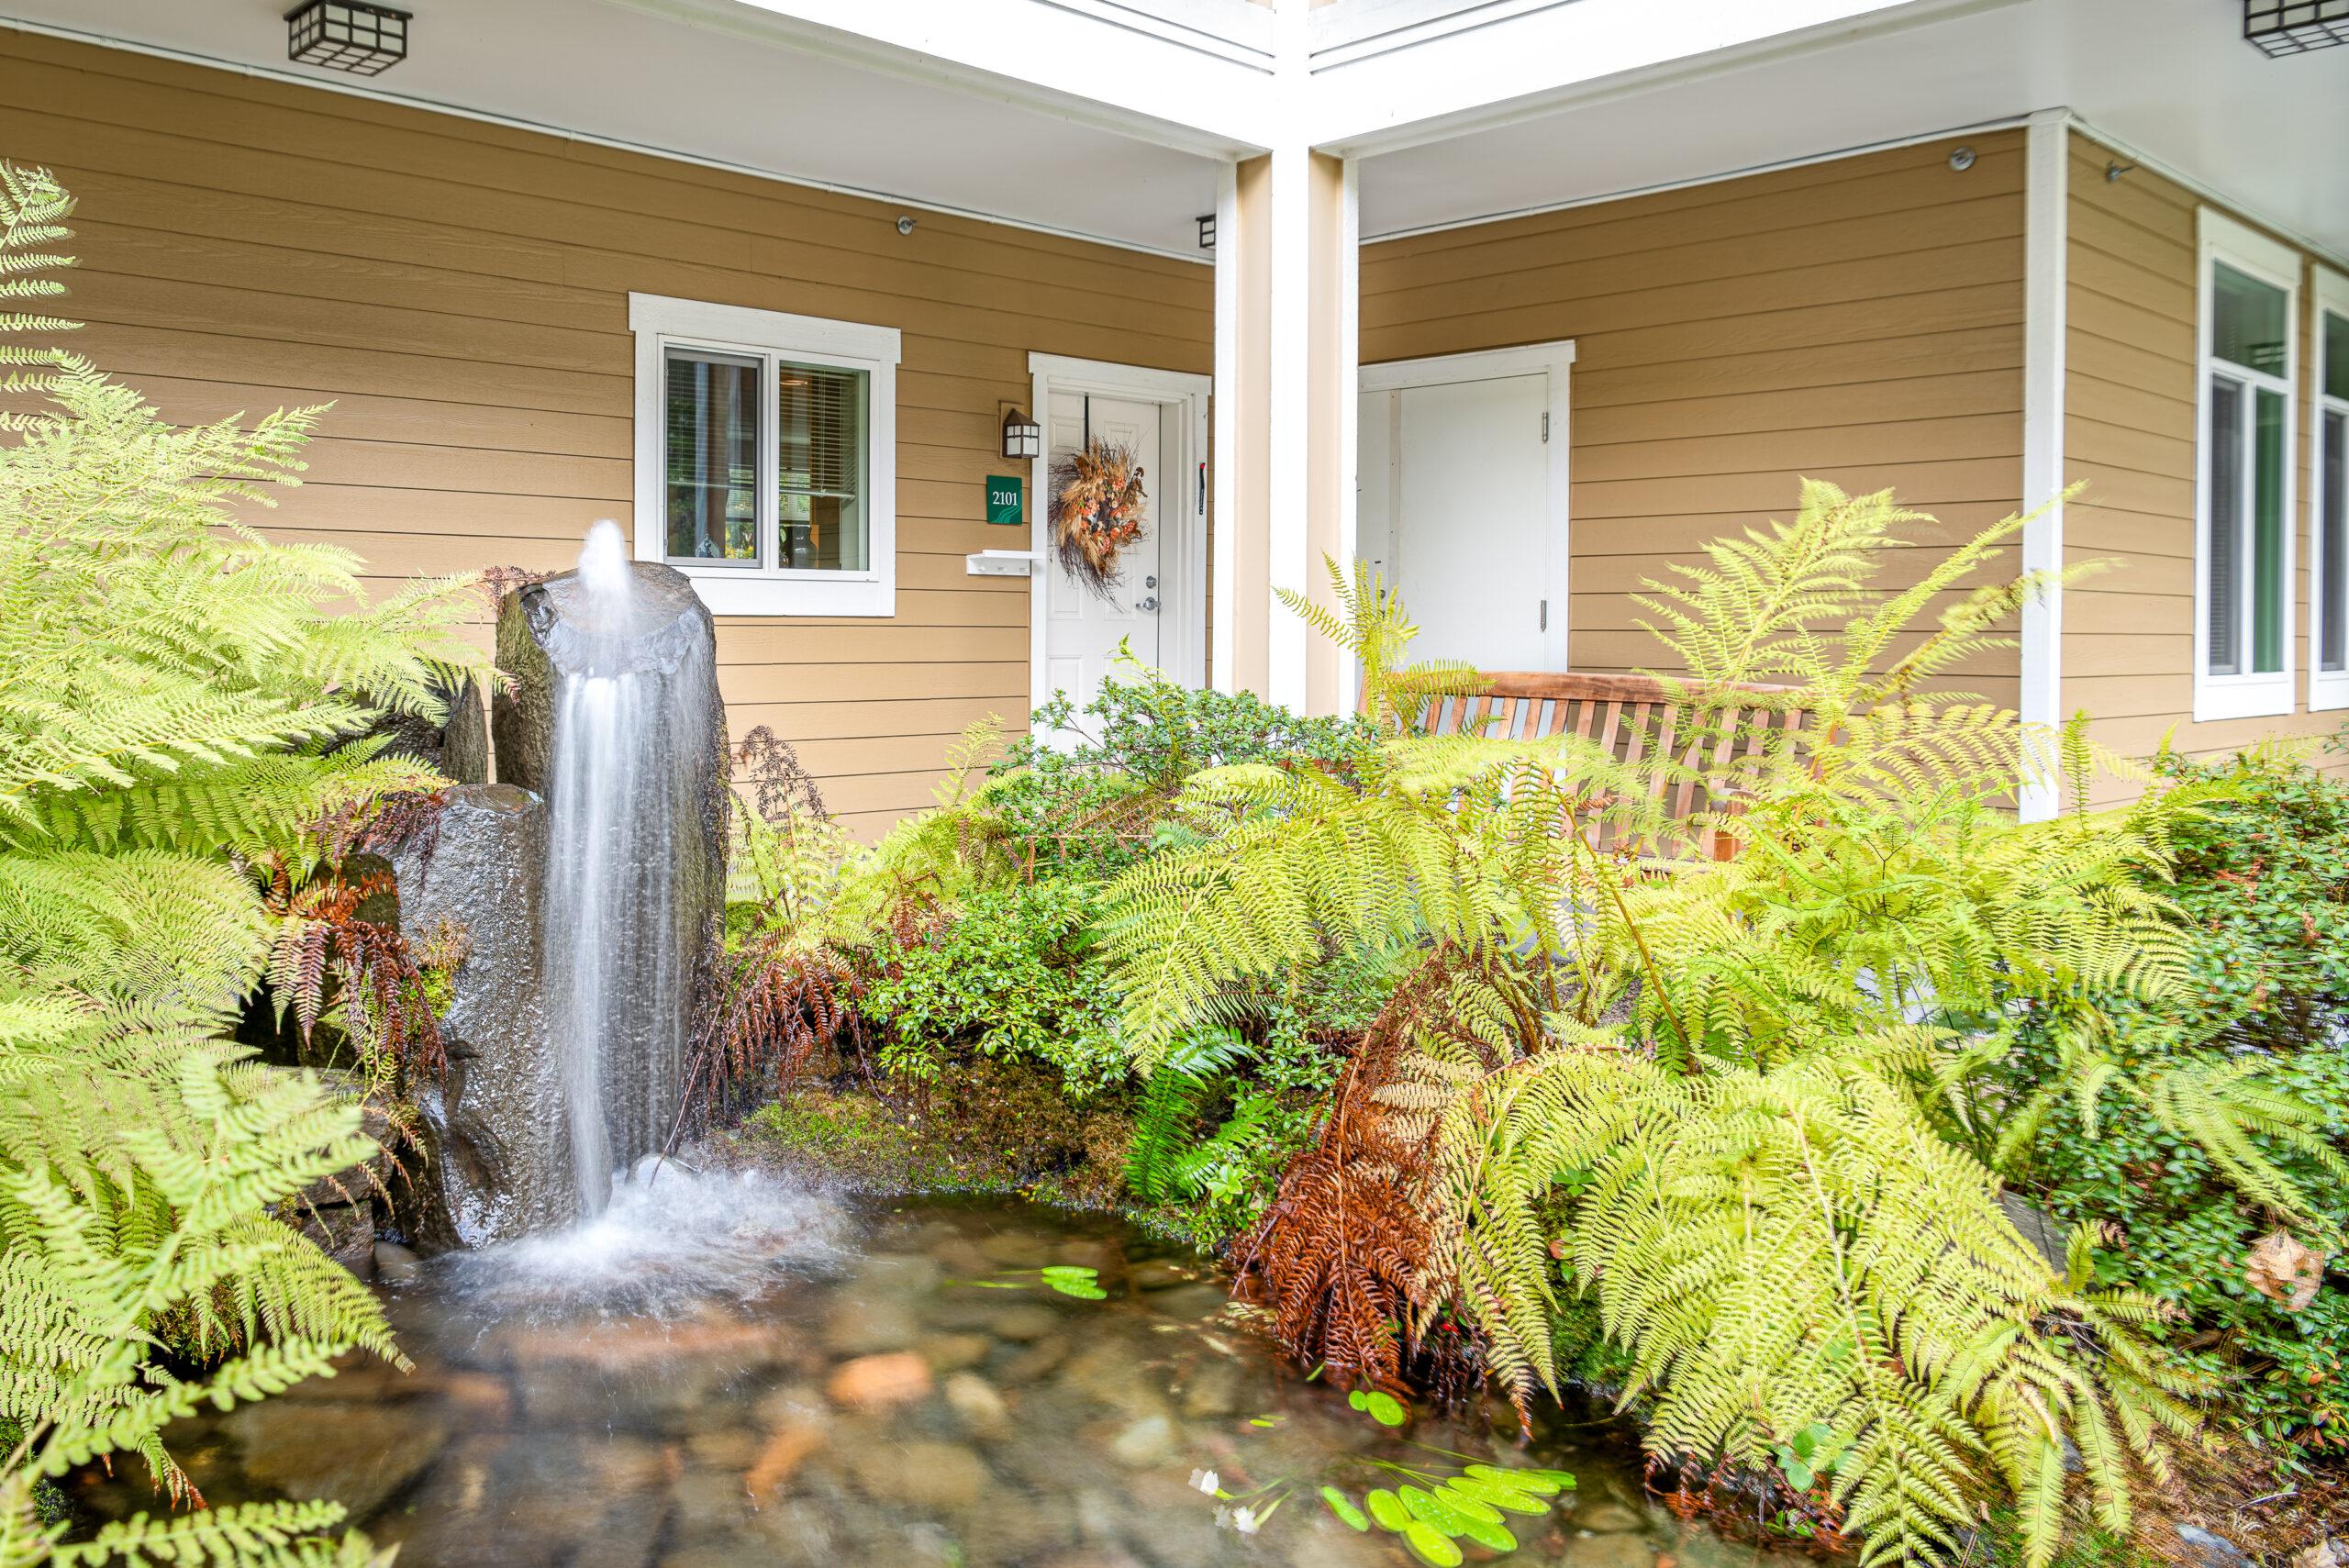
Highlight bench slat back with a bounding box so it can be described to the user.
[1392,671,1808,859]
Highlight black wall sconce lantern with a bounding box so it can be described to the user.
[2243,0,2349,54]
[286,1,412,75]
[1001,409,1041,461]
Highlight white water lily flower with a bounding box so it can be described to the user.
[1214,1506,1233,1531]
[1232,1507,1261,1535]
[1190,1468,1219,1496]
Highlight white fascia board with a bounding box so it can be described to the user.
[619,0,1280,155]
[1304,0,2021,156]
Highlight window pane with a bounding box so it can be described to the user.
[2213,261,2289,378]
[2208,374,2243,676]
[777,361,868,573]
[2325,407,2347,673]
[2326,309,2349,403]
[664,351,760,566]
[2254,386,2286,674]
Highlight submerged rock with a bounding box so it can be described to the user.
[227,1399,448,1518]
[392,783,575,1244]
[827,1353,932,1410]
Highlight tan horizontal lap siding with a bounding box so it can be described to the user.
[2060,130,2342,806]
[1360,135,2027,706]
[3,30,1211,836]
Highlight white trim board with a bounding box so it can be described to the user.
[1358,339,1576,673]
[2311,265,2349,714]
[2016,109,2067,822]
[1026,352,1214,718]
[1209,161,1241,695]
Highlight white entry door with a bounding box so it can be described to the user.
[1359,357,1564,672]
[1043,391,1163,711]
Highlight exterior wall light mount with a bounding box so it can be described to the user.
[1001,408,1041,460]
[285,1,411,75]
[2243,0,2349,54]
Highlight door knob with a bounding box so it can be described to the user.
[1138,595,1160,613]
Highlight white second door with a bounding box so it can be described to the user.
[1358,371,1553,671]
[1043,391,1163,713]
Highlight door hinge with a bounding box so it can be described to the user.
[1540,411,1550,443]
[1540,598,1549,631]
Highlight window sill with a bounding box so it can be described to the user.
[668,564,894,618]
[2192,674,2294,724]
[2310,673,2349,714]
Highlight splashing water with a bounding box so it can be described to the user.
[438,1159,846,1321]
[540,519,714,1218]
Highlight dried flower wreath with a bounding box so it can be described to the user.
[1049,438,1148,596]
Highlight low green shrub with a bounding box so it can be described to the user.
[1995,747,2349,1469]
[864,879,1127,1095]
[990,668,1376,879]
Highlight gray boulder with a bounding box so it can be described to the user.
[391,783,579,1244]
[440,675,490,786]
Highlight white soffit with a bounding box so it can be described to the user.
[1352,0,2349,261]
[0,0,1229,259]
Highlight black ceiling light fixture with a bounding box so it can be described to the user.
[2243,0,2349,55]
[285,1,413,75]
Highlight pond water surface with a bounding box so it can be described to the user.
[79,1172,1798,1568]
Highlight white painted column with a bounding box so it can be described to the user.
[2018,107,2069,822]
[1266,139,1313,711]
[1333,155,1362,709]
[1210,161,1241,695]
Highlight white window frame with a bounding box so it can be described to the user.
[2192,209,2299,724]
[629,292,899,617]
[2313,266,2349,713]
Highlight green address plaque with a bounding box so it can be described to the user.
[985,474,1025,526]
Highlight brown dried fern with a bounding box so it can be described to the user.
[1228,950,1510,1404]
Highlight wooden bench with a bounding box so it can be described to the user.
[1393,671,1809,860]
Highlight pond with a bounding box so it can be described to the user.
[74,1171,1797,1568]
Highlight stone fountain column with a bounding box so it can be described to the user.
[389,554,728,1247]
[492,558,729,1215]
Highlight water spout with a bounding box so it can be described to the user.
[538,520,717,1218]
[576,517,631,607]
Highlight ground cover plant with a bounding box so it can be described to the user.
[0,163,486,1565]
[718,482,2349,1566]
[1974,746,2349,1507]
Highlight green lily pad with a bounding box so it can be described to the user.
[1465,1463,1562,1496]
[1399,1485,1468,1535]
[1403,1520,1464,1567]
[1365,1488,1410,1533]
[1448,1475,1550,1515]
[1039,1266,1107,1298]
[1431,1484,1503,1525]
[1348,1390,1370,1413]
[1455,1514,1519,1553]
[1363,1390,1408,1427]
[1320,1486,1370,1531]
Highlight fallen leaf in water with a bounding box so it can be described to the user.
[2246,1231,2326,1311]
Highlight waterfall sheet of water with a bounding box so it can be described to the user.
[540,519,715,1218]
